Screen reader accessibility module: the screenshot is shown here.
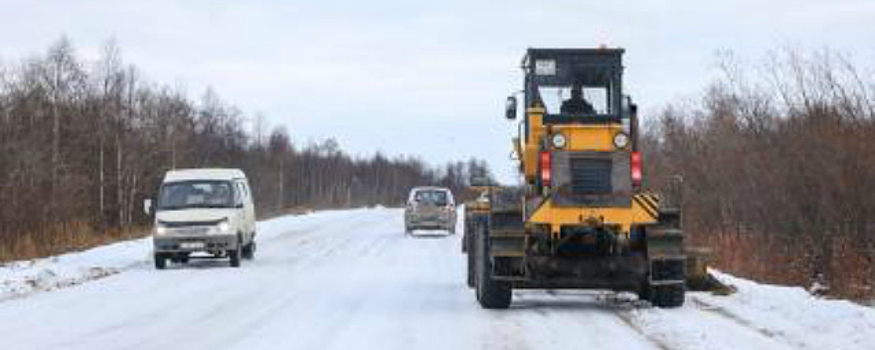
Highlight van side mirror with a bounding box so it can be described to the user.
[505,96,517,120]
[143,199,153,216]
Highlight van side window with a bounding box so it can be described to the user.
[234,182,245,206]
[238,182,249,201]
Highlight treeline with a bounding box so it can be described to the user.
[0,38,491,261]
[643,49,875,298]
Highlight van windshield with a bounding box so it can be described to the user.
[157,180,235,211]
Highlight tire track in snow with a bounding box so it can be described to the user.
[592,292,677,350]
[688,296,813,350]
[617,295,799,350]
[0,210,369,304]
[615,311,676,350]
[509,290,667,350]
[483,314,536,350]
[37,211,391,350]
[7,208,855,350]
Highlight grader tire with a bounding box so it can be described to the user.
[475,219,511,309]
[642,207,686,308]
[466,229,476,288]
[646,283,685,308]
[461,219,470,253]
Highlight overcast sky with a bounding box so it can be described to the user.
[3,0,874,182]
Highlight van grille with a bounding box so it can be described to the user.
[569,158,613,195]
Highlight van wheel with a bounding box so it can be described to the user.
[242,241,256,260]
[154,254,167,270]
[229,238,242,268]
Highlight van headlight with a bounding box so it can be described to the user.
[613,133,630,149]
[154,224,168,236]
[217,220,231,234]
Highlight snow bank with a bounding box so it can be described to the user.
[0,237,152,301]
[0,207,379,301]
[689,271,875,350]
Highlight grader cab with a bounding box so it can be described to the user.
[465,48,691,309]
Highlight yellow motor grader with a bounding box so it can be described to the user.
[464,48,710,309]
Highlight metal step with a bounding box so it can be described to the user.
[647,228,682,239]
[490,250,526,258]
[489,229,526,238]
[489,234,526,257]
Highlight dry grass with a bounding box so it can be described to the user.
[694,228,875,300]
[0,207,315,263]
[0,222,149,263]
[255,206,315,221]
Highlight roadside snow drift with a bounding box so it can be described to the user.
[0,207,873,350]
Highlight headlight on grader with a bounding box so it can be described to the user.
[550,133,567,149]
[613,133,629,149]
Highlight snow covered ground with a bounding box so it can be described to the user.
[0,207,873,350]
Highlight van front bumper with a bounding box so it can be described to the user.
[153,234,238,253]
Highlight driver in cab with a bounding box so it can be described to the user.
[561,83,595,115]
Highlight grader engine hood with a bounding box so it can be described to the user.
[550,150,632,208]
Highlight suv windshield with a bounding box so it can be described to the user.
[414,190,449,206]
[157,180,235,210]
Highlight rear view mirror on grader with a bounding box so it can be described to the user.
[462,48,728,309]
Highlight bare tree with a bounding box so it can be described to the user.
[645,48,875,299]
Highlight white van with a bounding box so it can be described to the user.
[144,168,256,269]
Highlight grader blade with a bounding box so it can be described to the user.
[685,246,735,294]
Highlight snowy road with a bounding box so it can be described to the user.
[1,208,873,350]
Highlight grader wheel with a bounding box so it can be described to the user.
[640,209,686,308]
[474,216,512,309]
